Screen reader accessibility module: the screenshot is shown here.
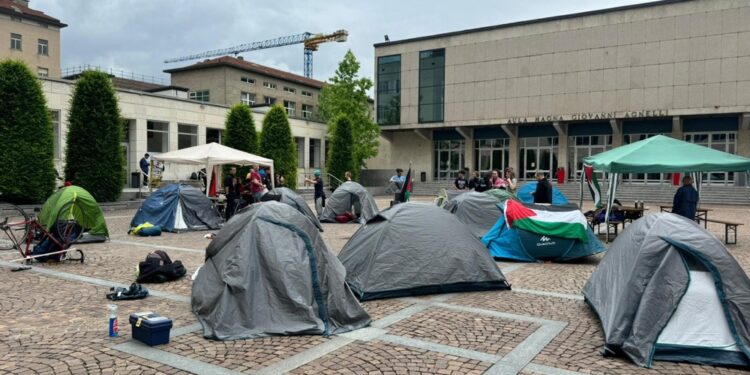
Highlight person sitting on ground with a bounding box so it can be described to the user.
[454,170,468,190]
[469,170,488,192]
[532,172,553,204]
[489,169,507,189]
[504,168,518,193]
[672,175,698,221]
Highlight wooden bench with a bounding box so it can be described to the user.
[702,218,743,245]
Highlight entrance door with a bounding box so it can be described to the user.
[519,137,558,180]
[433,140,465,180]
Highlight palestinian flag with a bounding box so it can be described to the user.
[397,167,413,202]
[584,164,602,209]
[504,199,589,243]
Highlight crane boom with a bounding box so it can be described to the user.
[164,30,348,78]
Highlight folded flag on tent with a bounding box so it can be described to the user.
[504,199,589,243]
[584,164,602,209]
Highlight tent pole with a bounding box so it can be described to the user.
[604,173,618,244]
[270,162,275,189]
[205,162,211,197]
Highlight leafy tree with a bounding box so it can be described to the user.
[318,50,380,180]
[0,60,56,203]
[326,114,355,187]
[64,70,124,202]
[260,105,297,189]
[223,104,257,177]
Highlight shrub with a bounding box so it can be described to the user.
[64,70,124,202]
[260,105,297,189]
[0,60,56,203]
[223,104,257,178]
[326,114,355,188]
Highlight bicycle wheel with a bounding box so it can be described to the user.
[55,201,85,247]
[0,204,29,250]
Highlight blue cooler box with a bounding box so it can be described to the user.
[129,312,172,346]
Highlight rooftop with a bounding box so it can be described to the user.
[164,56,326,89]
[374,0,689,47]
[0,0,66,28]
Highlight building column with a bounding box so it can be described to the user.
[610,119,623,147]
[502,125,519,174]
[671,116,683,139]
[738,114,750,187]
[133,118,147,174]
[303,137,311,170]
[456,127,473,172]
[320,138,327,173]
[554,122,568,183]
[168,121,178,152]
[197,125,207,145]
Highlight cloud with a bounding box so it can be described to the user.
[35,0,644,85]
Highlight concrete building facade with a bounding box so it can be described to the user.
[42,77,328,188]
[371,0,750,186]
[0,0,65,78]
[166,56,323,122]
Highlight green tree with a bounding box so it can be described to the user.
[0,60,56,203]
[223,104,257,178]
[64,70,124,202]
[326,114,355,187]
[260,105,297,189]
[318,50,380,180]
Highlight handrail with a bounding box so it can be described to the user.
[326,173,344,187]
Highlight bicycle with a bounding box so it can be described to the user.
[0,202,85,270]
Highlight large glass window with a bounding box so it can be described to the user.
[623,133,668,183]
[519,137,558,180]
[433,140,464,180]
[147,121,169,153]
[51,110,60,159]
[178,124,197,149]
[241,92,255,106]
[188,90,209,102]
[206,128,221,144]
[568,135,612,181]
[309,138,321,168]
[284,100,296,117]
[10,33,21,50]
[685,132,737,185]
[377,54,401,125]
[37,39,48,55]
[474,139,509,176]
[419,49,445,123]
[302,104,313,119]
[295,137,305,168]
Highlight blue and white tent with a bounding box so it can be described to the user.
[130,184,223,232]
[516,181,569,205]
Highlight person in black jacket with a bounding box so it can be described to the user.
[672,175,699,220]
[532,172,553,204]
[469,170,488,192]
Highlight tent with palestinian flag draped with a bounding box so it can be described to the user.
[482,199,606,262]
[396,165,413,203]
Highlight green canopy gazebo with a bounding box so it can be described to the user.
[580,135,750,240]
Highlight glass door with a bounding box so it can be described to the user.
[433,140,465,180]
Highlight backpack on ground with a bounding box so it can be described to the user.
[136,250,186,283]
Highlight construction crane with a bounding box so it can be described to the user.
[164,30,348,78]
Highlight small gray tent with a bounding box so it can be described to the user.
[319,181,379,224]
[260,187,322,231]
[192,201,371,340]
[444,191,504,238]
[583,213,750,368]
[339,203,510,300]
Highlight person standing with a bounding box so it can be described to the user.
[532,172,553,204]
[224,167,239,220]
[305,170,325,215]
[139,153,150,186]
[345,171,353,181]
[672,175,699,220]
[248,165,265,203]
[454,170,468,190]
[504,168,518,193]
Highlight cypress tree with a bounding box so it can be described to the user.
[223,104,257,178]
[260,105,297,189]
[326,114,355,188]
[0,60,56,203]
[64,70,124,202]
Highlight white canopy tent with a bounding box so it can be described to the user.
[151,142,274,196]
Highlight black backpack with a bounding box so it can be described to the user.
[137,250,186,283]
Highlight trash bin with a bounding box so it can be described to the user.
[131,172,141,188]
[420,171,426,182]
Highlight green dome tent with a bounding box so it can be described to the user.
[39,186,109,243]
[484,189,516,202]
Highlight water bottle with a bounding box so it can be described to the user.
[108,304,118,337]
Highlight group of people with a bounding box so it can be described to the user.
[223,165,281,220]
[454,168,518,193]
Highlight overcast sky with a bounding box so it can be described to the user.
[36,0,646,85]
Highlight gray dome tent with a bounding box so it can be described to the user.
[192,201,371,340]
[260,187,322,231]
[444,191,504,238]
[339,203,510,301]
[583,213,750,368]
[319,181,379,224]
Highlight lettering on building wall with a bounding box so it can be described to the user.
[502,110,669,124]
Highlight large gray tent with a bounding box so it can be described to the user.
[444,191,504,238]
[260,187,322,231]
[339,203,510,300]
[192,201,371,340]
[583,213,750,368]
[319,181,379,224]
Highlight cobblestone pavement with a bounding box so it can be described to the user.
[0,196,748,374]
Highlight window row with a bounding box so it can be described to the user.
[188,90,210,102]
[9,34,48,55]
[240,93,314,119]
[241,76,314,98]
